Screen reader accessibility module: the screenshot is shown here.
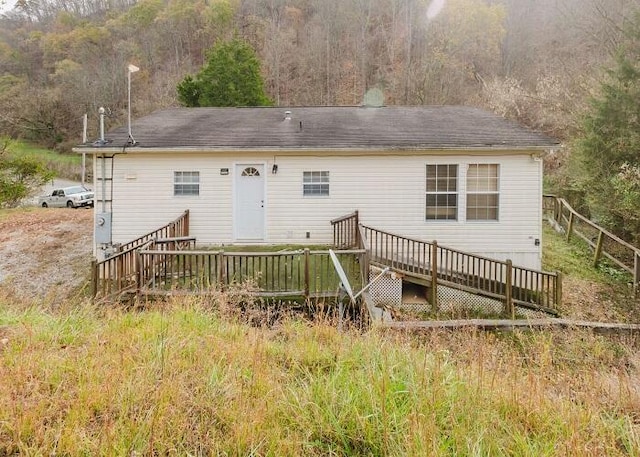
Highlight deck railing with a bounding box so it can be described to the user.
[544,194,640,295]
[91,211,192,299]
[137,248,366,299]
[331,211,360,249]
[118,210,190,253]
[360,224,561,315]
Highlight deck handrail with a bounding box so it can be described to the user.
[359,224,561,315]
[118,210,190,253]
[331,211,359,249]
[91,211,191,299]
[543,194,640,295]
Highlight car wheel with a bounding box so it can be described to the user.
[66,200,74,208]
[41,202,48,208]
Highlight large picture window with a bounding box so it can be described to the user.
[174,171,200,196]
[466,164,499,220]
[303,171,329,196]
[426,164,458,220]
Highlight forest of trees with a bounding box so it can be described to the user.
[0,0,639,234]
[0,0,636,147]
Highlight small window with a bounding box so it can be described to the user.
[467,164,499,220]
[241,167,260,177]
[426,164,457,220]
[303,171,329,196]
[174,171,200,196]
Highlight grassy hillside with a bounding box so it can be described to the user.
[2,139,84,181]
[0,296,638,455]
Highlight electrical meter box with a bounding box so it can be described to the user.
[95,212,112,245]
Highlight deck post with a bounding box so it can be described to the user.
[91,259,98,300]
[184,209,190,236]
[593,231,604,267]
[135,250,142,296]
[217,251,225,288]
[430,241,438,311]
[505,260,514,318]
[304,248,310,298]
[354,210,360,248]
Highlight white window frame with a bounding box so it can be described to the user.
[426,164,458,221]
[173,171,200,196]
[466,164,500,221]
[303,171,330,197]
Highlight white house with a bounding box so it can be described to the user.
[75,106,557,269]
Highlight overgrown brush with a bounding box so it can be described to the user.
[1,297,639,456]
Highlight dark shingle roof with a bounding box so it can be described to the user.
[97,106,557,150]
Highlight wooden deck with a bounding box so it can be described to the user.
[94,210,561,322]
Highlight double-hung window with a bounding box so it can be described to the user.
[174,171,200,196]
[426,164,458,220]
[303,171,329,196]
[466,164,499,220]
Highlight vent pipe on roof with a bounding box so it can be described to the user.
[284,110,292,120]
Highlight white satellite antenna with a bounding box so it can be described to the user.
[329,249,390,328]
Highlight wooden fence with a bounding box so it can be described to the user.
[91,210,192,299]
[359,224,561,316]
[544,195,640,296]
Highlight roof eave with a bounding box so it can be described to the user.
[73,144,559,155]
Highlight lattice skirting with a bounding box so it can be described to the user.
[369,266,402,308]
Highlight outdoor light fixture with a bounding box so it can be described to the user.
[272,164,278,174]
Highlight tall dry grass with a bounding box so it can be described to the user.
[1,293,639,456]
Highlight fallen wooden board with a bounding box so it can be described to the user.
[384,318,640,335]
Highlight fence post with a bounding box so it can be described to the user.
[430,241,438,311]
[593,231,604,267]
[505,260,514,319]
[555,271,563,307]
[304,248,310,299]
[554,198,560,222]
[635,252,640,298]
[566,212,574,242]
[136,250,142,296]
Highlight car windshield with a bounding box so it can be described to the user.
[66,186,89,194]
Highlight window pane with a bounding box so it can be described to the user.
[303,171,329,196]
[426,165,458,220]
[174,171,200,196]
[467,165,498,220]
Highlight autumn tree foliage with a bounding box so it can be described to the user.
[0,0,638,148]
[177,39,271,107]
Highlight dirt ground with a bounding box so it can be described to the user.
[0,208,93,304]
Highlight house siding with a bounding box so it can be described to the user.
[94,151,543,269]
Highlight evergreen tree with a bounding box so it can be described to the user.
[177,39,271,107]
[572,13,640,242]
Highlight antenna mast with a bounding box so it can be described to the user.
[127,64,140,145]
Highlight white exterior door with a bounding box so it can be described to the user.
[235,164,265,240]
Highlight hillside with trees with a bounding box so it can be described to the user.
[0,0,639,236]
